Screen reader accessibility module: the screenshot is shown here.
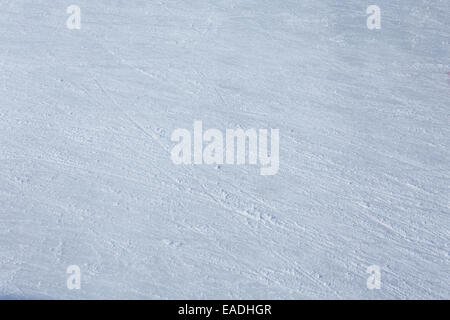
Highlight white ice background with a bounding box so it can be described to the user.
[0,0,449,299]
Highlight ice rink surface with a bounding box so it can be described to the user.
[0,1,448,299]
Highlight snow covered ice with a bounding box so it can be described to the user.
[0,0,449,299]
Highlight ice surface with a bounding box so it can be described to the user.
[0,0,448,299]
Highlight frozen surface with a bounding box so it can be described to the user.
[0,0,449,299]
